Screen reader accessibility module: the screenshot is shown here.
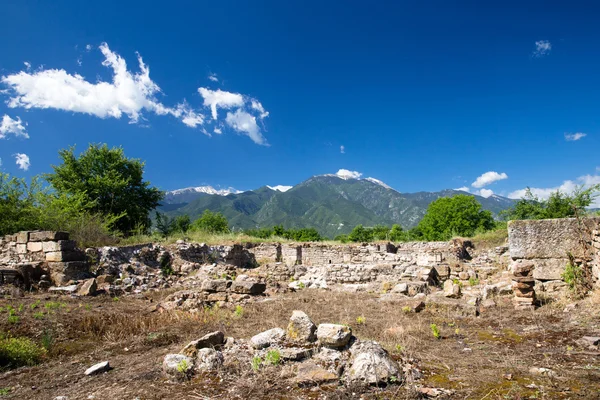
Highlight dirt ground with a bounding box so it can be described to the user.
[1,288,599,400]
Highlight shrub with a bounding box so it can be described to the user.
[0,335,46,367]
[430,324,441,339]
[265,349,281,366]
[192,210,230,234]
[251,356,262,371]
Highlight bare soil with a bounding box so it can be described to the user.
[1,289,599,399]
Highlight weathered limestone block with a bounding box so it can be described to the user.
[46,250,85,262]
[443,280,461,298]
[16,244,27,254]
[230,280,266,295]
[48,261,90,285]
[251,327,285,349]
[345,341,401,385]
[16,231,29,244]
[195,348,223,371]
[181,331,225,357]
[316,324,352,348]
[531,258,569,281]
[287,310,317,343]
[29,231,69,242]
[200,279,231,293]
[508,218,599,260]
[42,240,77,253]
[163,354,194,378]
[27,242,43,252]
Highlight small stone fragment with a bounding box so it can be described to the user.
[84,361,110,376]
[251,327,285,349]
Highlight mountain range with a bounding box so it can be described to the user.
[160,175,515,238]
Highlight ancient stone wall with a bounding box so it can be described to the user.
[508,217,600,287]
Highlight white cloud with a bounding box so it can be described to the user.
[565,132,586,141]
[455,186,470,192]
[533,40,552,57]
[225,109,266,145]
[508,174,600,207]
[268,185,292,192]
[335,169,362,180]
[340,145,345,154]
[472,171,508,188]
[85,44,92,51]
[0,115,29,139]
[214,127,222,134]
[2,42,204,129]
[478,188,494,198]
[198,88,244,120]
[23,62,31,70]
[208,73,218,82]
[250,99,269,119]
[14,153,30,170]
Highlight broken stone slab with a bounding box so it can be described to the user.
[316,324,352,348]
[163,354,194,378]
[510,260,535,276]
[200,279,231,293]
[280,347,314,362]
[29,231,70,242]
[42,240,77,253]
[443,280,461,298]
[84,361,110,376]
[77,278,97,296]
[49,285,78,294]
[391,282,408,294]
[345,341,401,385]
[195,348,224,371]
[292,361,339,386]
[230,280,266,295]
[287,310,317,344]
[251,327,285,349]
[181,331,225,357]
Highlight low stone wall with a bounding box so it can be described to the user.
[508,217,600,286]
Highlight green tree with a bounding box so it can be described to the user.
[0,173,37,235]
[155,212,172,237]
[45,144,163,235]
[348,224,374,242]
[372,225,390,241]
[192,210,230,233]
[417,195,495,241]
[172,215,191,233]
[389,224,404,242]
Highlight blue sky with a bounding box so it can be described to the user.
[1,1,599,201]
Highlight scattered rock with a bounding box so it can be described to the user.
[391,282,408,294]
[77,278,97,296]
[576,336,600,349]
[201,279,231,293]
[48,285,78,294]
[163,354,194,378]
[345,341,401,385]
[529,367,556,378]
[292,361,339,386]
[287,310,317,343]
[280,347,313,362]
[195,348,224,371]
[84,361,110,376]
[317,324,352,348]
[231,280,266,295]
[443,280,461,298]
[251,327,285,349]
[181,331,225,357]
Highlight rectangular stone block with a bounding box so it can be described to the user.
[16,231,29,244]
[531,258,568,281]
[46,250,85,262]
[508,218,600,260]
[47,261,89,276]
[29,231,70,242]
[16,243,27,254]
[42,240,77,253]
[27,242,43,252]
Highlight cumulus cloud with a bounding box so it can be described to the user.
[214,127,222,134]
[508,174,600,207]
[1,42,270,145]
[565,132,586,141]
[336,169,362,180]
[225,109,266,145]
[340,145,345,154]
[0,115,29,139]
[533,40,552,57]
[472,171,508,188]
[23,62,31,70]
[14,153,30,170]
[478,188,494,198]
[455,186,470,192]
[198,88,244,120]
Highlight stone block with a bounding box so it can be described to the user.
[508,218,599,259]
[531,258,568,281]
[16,231,29,244]
[46,250,85,262]
[27,241,43,252]
[230,280,266,295]
[16,244,27,254]
[29,231,69,242]
[42,240,76,253]
[200,279,231,293]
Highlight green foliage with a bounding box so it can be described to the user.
[233,305,244,317]
[0,387,10,396]
[388,224,404,241]
[192,210,230,233]
[430,323,441,339]
[159,252,174,276]
[334,234,349,243]
[417,195,496,241]
[41,329,54,352]
[33,312,45,320]
[562,253,586,296]
[176,358,190,375]
[468,277,480,286]
[172,215,191,234]
[356,316,366,325]
[502,186,600,221]
[348,224,373,242]
[265,349,281,366]
[45,144,163,235]
[251,355,262,371]
[155,212,172,238]
[245,225,323,242]
[0,334,46,368]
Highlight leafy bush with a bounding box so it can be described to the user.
[430,324,441,339]
[245,225,323,242]
[192,210,230,233]
[417,195,496,241]
[265,349,281,365]
[0,334,46,367]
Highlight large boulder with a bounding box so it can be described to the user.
[195,348,224,371]
[292,361,339,386]
[287,311,317,344]
[162,354,194,378]
[316,324,352,348]
[230,280,266,295]
[250,327,285,349]
[345,341,401,385]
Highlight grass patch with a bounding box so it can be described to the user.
[0,334,46,368]
[466,227,508,249]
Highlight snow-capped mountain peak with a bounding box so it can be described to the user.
[267,185,293,192]
[168,186,241,196]
[364,177,394,190]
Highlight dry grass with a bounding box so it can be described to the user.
[0,290,599,399]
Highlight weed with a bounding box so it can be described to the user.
[41,329,54,352]
[17,304,24,313]
[0,335,46,367]
[395,344,404,353]
[265,349,281,365]
[298,282,306,289]
[356,316,366,325]
[33,312,45,320]
[84,304,93,311]
[251,355,262,371]
[30,300,41,310]
[44,302,65,311]
[0,388,10,396]
[233,305,244,318]
[430,323,441,339]
[176,358,190,375]
[112,297,120,302]
[562,257,584,293]
[402,306,412,314]
[468,277,480,286]
[7,315,19,324]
